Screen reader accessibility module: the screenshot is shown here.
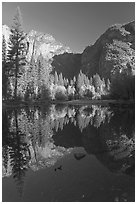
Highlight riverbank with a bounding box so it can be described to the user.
[52,99,135,109]
[2,100,51,109]
[2,99,134,109]
[53,99,116,105]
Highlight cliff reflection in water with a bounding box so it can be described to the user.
[2,104,135,198]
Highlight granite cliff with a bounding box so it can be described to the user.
[81,21,135,79]
[2,24,71,62]
[2,21,135,80]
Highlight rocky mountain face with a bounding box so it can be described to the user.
[2,24,81,79]
[81,21,135,80]
[2,24,71,62]
[25,30,71,62]
[2,21,135,80]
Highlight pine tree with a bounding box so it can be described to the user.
[26,58,36,100]
[58,73,64,86]
[54,71,59,85]
[2,35,6,62]
[92,74,102,92]
[84,75,89,86]
[64,78,69,87]
[106,78,111,92]
[7,7,26,100]
[2,35,8,100]
[90,76,93,85]
[36,55,43,98]
[73,76,76,86]
[70,79,74,86]
[73,76,76,83]
[49,74,55,85]
[77,70,84,90]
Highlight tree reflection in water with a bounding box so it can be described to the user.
[2,104,135,200]
[2,109,30,197]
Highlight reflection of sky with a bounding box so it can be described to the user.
[2,2,135,52]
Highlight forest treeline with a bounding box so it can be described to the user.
[2,7,135,103]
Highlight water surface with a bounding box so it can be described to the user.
[2,104,135,202]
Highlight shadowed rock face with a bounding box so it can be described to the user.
[81,21,135,79]
[52,53,81,79]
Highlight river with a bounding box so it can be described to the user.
[2,104,135,202]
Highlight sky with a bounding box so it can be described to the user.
[2,2,135,53]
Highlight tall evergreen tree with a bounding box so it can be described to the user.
[54,71,59,85]
[7,7,26,100]
[2,35,8,100]
[73,76,76,86]
[58,73,64,86]
[70,79,74,86]
[2,35,6,63]
[73,76,76,83]
[64,78,69,87]
[84,75,89,86]
[106,78,111,92]
[90,76,93,85]
[36,55,43,98]
[92,74,102,92]
[77,70,84,90]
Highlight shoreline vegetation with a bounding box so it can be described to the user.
[3,99,135,109]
